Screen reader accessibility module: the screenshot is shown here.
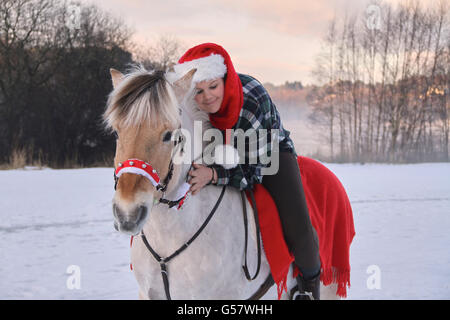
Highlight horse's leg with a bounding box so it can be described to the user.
[138,290,149,300]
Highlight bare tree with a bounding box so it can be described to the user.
[0,0,134,166]
[310,0,449,163]
[132,35,186,71]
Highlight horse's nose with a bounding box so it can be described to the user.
[113,203,148,235]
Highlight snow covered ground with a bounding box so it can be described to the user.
[0,162,449,299]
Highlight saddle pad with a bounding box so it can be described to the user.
[246,156,355,298]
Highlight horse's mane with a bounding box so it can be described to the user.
[181,94,211,128]
[103,65,180,131]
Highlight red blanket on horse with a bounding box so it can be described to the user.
[246,156,355,299]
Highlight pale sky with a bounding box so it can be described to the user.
[78,0,420,85]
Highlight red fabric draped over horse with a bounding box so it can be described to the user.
[247,156,355,298]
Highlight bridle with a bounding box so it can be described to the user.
[113,130,188,209]
[114,158,173,192]
[112,128,269,300]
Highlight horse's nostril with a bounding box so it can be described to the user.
[137,205,147,215]
[113,203,123,219]
[135,205,148,225]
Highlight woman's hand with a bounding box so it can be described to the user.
[188,163,216,195]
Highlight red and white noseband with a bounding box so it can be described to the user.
[115,159,164,190]
[114,158,189,210]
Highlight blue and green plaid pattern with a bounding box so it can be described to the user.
[213,74,296,190]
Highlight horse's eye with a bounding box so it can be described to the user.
[162,131,172,142]
[113,131,119,140]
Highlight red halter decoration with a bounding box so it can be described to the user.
[114,158,189,210]
[115,159,161,188]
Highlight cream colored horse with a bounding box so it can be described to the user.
[103,66,338,300]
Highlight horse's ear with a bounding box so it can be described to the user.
[110,68,124,89]
[173,68,197,98]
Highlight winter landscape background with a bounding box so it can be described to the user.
[1,0,449,300]
[1,115,449,300]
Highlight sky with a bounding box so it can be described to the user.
[78,0,421,85]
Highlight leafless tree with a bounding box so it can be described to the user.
[132,34,186,71]
[311,0,449,163]
[0,0,134,166]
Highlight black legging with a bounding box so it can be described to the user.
[262,151,321,279]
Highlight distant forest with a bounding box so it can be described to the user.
[0,0,183,168]
[309,1,449,163]
[0,0,448,168]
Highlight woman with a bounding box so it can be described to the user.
[172,43,321,300]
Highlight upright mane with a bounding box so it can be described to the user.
[103,66,180,131]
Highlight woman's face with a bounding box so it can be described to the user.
[194,78,225,113]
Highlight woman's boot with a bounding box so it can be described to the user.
[295,273,320,300]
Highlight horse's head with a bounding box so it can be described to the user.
[103,66,196,235]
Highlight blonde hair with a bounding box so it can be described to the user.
[104,66,180,132]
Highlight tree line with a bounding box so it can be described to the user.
[2,0,448,167]
[0,0,183,168]
[309,0,449,163]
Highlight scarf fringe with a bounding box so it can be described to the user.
[276,274,288,300]
[320,266,351,298]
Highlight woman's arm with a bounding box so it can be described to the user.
[212,92,274,191]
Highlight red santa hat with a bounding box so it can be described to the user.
[168,43,243,131]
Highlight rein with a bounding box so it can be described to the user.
[140,185,227,300]
[241,189,262,281]
[113,135,270,299]
[139,186,271,300]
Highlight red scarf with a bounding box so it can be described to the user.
[178,43,243,130]
[246,156,355,299]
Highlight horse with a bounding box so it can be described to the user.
[103,65,345,300]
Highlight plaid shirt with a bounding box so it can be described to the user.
[212,74,296,190]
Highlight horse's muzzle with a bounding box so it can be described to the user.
[113,203,148,235]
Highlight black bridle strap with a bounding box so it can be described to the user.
[157,161,174,193]
[247,273,275,300]
[158,195,185,208]
[241,189,262,281]
[140,185,227,300]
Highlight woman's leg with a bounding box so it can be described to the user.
[262,152,321,291]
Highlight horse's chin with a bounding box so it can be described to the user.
[113,220,143,236]
[117,224,143,236]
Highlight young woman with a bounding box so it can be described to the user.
[171,43,321,300]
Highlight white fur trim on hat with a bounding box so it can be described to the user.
[115,166,160,187]
[213,144,240,169]
[166,54,227,85]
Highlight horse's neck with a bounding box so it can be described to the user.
[141,175,219,259]
[140,106,213,256]
[164,103,211,197]
[156,105,207,202]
